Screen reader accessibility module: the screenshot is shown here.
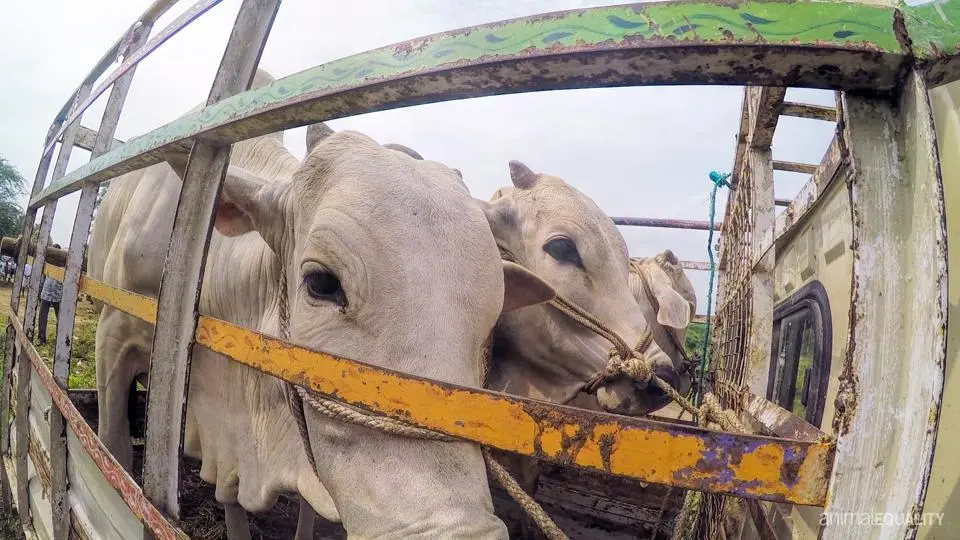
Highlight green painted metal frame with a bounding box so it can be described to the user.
[30,0,960,209]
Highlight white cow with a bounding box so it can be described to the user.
[473,162,697,538]
[87,70,557,539]
[478,161,694,414]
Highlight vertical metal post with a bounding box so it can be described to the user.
[0,123,56,518]
[822,71,947,538]
[49,21,153,540]
[140,0,281,525]
[743,86,782,402]
[21,81,93,532]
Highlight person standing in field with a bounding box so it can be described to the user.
[37,244,62,345]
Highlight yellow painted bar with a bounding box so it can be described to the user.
[45,264,834,505]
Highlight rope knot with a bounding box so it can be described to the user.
[708,170,731,188]
[583,339,654,394]
[606,348,653,384]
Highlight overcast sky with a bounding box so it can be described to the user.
[1,0,837,313]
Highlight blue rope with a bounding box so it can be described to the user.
[695,171,730,406]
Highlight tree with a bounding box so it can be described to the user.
[0,156,26,239]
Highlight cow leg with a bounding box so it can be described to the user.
[223,503,252,540]
[95,307,150,473]
[294,497,316,540]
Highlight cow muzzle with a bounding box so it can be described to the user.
[594,362,685,416]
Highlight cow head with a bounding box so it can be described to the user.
[206,128,553,537]
[477,161,693,415]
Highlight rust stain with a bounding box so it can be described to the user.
[598,432,616,473]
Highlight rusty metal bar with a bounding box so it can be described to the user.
[45,264,835,506]
[13,329,30,527]
[34,0,960,209]
[773,160,818,175]
[745,86,777,400]
[42,0,225,159]
[140,0,281,522]
[612,217,719,231]
[744,393,824,442]
[822,70,947,538]
[780,102,837,122]
[72,126,123,153]
[24,82,93,538]
[8,313,187,539]
[680,260,711,271]
[51,22,154,540]
[47,0,181,132]
[749,87,787,150]
[1,122,62,483]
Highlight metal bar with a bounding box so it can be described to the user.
[679,260,711,271]
[902,0,960,87]
[21,83,92,537]
[46,0,182,131]
[0,326,13,512]
[822,70,947,537]
[752,135,847,268]
[612,217,719,231]
[744,393,824,443]
[51,23,155,540]
[773,160,818,175]
[72,126,123,153]
[780,102,836,122]
[744,87,776,399]
[45,264,834,506]
[13,326,30,527]
[8,314,187,539]
[748,87,787,150]
[774,198,790,207]
[42,0,225,159]
[140,0,281,522]
[1,122,60,503]
[33,0,956,208]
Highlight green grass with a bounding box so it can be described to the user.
[684,322,707,360]
[0,282,99,389]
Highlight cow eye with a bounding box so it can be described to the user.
[543,236,583,268]
[304,270,347,307]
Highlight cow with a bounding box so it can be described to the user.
[316,132,698,536]
[87,69,559,539]
[472,162,696,537]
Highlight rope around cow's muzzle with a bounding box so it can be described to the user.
[275,270,571,540]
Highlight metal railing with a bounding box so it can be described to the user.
[3,0,957,538]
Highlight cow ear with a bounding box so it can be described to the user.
[501,261,555,313]
[214,167,283,246]
[476,196,518,234]
[654,287,692,329]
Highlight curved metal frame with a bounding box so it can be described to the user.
[1,0,954,537]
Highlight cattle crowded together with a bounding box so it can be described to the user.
[86,70,697,540]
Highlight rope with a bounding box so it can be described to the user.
[483,448,569,540]
[276,267,571,540]
[695,171,730,406]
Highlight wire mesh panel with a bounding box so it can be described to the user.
[711,168,755,414]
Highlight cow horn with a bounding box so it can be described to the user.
[384,143,423,160]
[306,123,335,154]
[508,160,538,190]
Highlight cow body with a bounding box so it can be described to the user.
[88,71,558,539]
